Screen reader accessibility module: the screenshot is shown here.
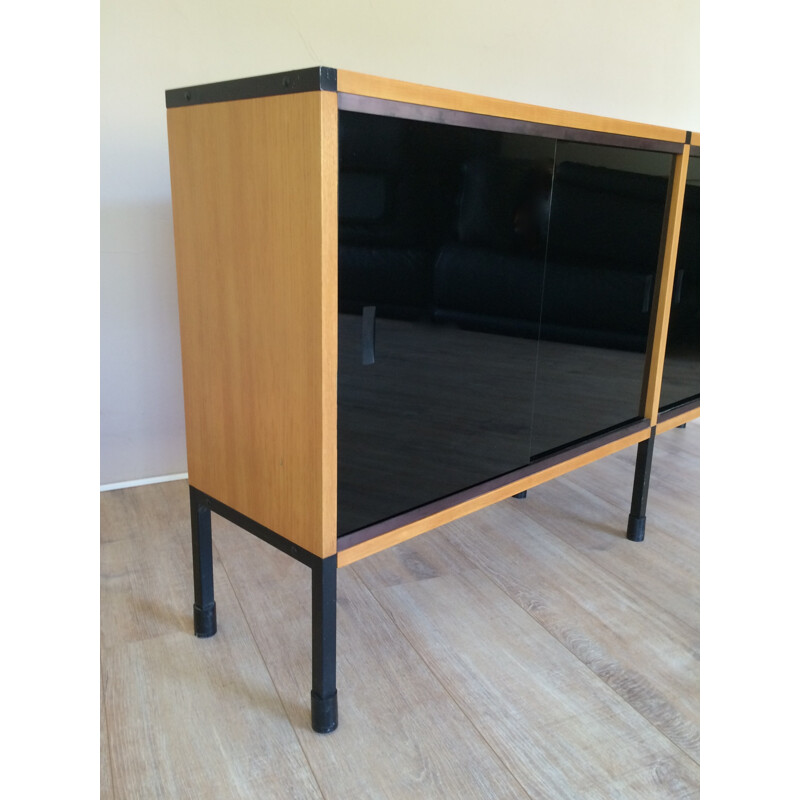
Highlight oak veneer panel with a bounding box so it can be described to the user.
[373,569,699,798]
[210,514,530,800]
[642,145,691,422]
[338,69,687,144]
[167,90,338,559]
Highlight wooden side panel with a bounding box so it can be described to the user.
[337,69,686,144]
[167,91,338,558]
[641,145,691,423]
[337,428,650,567]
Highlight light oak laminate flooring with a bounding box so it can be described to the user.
[100,422,699,799]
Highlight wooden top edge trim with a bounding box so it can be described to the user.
[690,131,701,146]
[337,69,688,144]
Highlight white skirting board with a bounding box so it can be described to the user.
[100,473,189,492]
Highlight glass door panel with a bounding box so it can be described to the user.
[337,110,555,535]
[531,142,674,456]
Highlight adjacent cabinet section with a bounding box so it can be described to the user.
[659,154,700,412]
[166,67,700,733]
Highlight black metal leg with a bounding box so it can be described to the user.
[627,430,656,542]
[190,486,217,637]
[513,490,528,499]
[310,555,338,733]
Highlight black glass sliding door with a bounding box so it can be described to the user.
[336,108,686,535]
[530,142,674,457]
[337,110,553,535]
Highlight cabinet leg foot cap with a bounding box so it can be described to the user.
[194,603,217,637]
[311,690,338,733]
[626,515,646,542]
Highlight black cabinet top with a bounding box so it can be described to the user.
[165,66,337,108]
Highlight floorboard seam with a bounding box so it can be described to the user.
[443,517,701,767]
[213,538,328,800]
[100,660,119,800]
[349,566,537,800]
[519,477,699,634]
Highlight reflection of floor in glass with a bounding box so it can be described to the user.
[337,315,651,534]
[530,338,644,455]
[338,315,537,533]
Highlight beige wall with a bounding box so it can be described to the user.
[100,0,699,485]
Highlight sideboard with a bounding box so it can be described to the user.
[165,67,700,733]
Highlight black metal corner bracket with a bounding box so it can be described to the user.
[166,66,337,108]
[188,485,338,733]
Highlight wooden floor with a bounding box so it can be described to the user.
[100,421,699,799]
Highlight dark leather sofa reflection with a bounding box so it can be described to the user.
[339,151,699,355]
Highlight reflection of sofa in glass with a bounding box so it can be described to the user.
[434,159,679,352]
[337,113,460,320]
[339,151,698,356]
[431,156,550,339]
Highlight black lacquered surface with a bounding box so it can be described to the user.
[336,112,676,536]
[530,142,673,456]
[660,155,700,411]
[337,111,553,535]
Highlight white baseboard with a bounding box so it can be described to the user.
[100,472,189,492]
